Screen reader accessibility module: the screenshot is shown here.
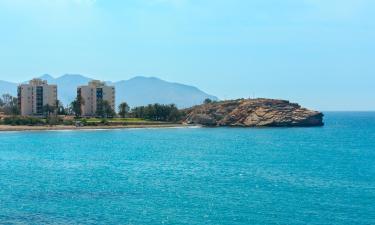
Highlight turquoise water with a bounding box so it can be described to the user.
[0,112,374,224]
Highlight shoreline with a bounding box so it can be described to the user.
[0,124,191,132]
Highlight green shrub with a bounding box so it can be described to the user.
[46,116,62,125]
[63,120,74,125]
[3,116,45,126]
[81,119,88,126]
[100,119,109,125]
[85,121,98,126]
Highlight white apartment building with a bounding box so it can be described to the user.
[17,79,58,116]
[77,80,115,117]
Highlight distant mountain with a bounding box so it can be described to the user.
[0,80,17,97]
[0,74,218,108]
[115,76,218,108]
[42,74,92,105]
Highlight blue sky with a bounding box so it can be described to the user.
[0,0,374,110]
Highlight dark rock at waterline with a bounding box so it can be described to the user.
[183,98,324,127]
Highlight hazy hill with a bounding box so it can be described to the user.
[115,76,218,108]
[0,80,17,97]
[0,74,218,109]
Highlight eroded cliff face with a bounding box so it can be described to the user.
[183,98,324,127]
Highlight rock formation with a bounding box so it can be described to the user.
[183,98,324,127]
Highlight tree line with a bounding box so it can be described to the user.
[130,104,182,122]
[0,94,19,115]
[0,94,190,122]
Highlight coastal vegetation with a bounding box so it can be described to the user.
[95,100,116,118]
[0,96,184,126]
[203,98,213,104]
[130,104,183,122]
[118,102,130,118]
[0,93,324,128]
[0,94,19,115]
[0,116,169,127]
[2,116,45,126]
[69,96,83,117]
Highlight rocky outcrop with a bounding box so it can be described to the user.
[183,98,324,127]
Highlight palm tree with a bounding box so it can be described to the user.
[56,100,66,115]
[118,102,130,118]
[96,100,115,118]
[43,104,56,118]
[0,94,20,115]
[70,96,84,118]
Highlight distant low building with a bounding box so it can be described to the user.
[17,79,58,116]
[77,80,115,117]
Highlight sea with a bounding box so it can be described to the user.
[0,112,374,225]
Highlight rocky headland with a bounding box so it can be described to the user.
[183,98,324,127]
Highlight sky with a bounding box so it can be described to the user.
[0,0,374,111]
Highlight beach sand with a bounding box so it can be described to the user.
[0,124,189,132]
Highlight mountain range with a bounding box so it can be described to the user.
[0,74,218,108]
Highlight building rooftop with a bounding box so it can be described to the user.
[29,78,48,86]
[78,80,114,88]
[89,80,107,87]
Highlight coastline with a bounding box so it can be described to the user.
[0,124,190,132]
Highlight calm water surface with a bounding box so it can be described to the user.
[0,112,374,224]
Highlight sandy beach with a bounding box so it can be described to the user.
[0,124,189,132]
